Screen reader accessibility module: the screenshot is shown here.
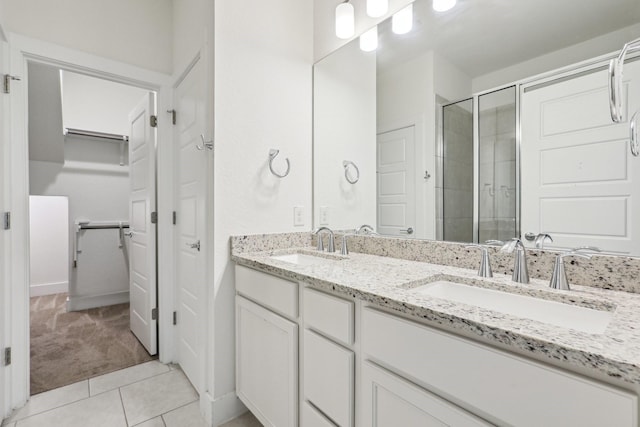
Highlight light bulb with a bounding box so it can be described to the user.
[366,0,388,18]
[360,26,378,52]
[392,4,413,35]
[335,2,355,39]
[433,0,457,12]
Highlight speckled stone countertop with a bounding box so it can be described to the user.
[232,242,640,386]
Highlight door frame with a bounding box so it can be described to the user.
[3,33,175,413]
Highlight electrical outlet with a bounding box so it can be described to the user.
[320,206,329,225]
[293,206,304,226]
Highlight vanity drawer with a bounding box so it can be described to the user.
[304,329,354,427]
[303,287,354,346]
[235,265,298,319]
[302,402,337,427]
[362,307,637,427]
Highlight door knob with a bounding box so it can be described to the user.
[124,231,133,238]
[400,227,414,235]
[186,240,201,251]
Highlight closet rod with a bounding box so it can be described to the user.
[79,224,130,230]
[64,128,129,142]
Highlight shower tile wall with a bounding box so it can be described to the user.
[478,97,516,243]
[439,101,473,243]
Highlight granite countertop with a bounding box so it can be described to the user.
[232,246,640,386]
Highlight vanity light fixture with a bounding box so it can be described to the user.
[433,0,457,12]
[336,1,355,39]
[366,0,388,18]
[359,26,378,52]
[392,3,413,35]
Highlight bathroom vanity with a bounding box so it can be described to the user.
[232,233,640,427]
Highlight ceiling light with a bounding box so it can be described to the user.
[392,4,413,35]
[336,1,355,39]
[360,26,378,52]
[433,0,457,12]
[366,0,388,18]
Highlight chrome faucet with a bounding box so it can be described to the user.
[534,233,553,249]
[313,227,335,252]
[465,244,493,278]
[500,238,529,284]
[356,224,375,235]
[549,247,599,290]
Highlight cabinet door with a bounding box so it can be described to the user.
[236,296,298,427]
[361,361,491,427]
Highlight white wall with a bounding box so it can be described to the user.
[314,0,413,62]
[1,0,173,74]
[172,0,210,74]
[61,71,148,136]
[28,62,64,163]
[214,0,313,419]
[28,196,69,296]
[472,23,640,93]
[314,40,377,230]
[0,36,9,422]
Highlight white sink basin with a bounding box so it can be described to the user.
[413,281,612,334]
[270,253,336,266]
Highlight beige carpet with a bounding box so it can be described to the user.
[30,293,155,395]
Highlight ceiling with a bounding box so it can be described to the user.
[376,0,640,78]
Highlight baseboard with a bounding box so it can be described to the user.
[66,291,129,311]
[211,391,247,426]
[30,281,68,297]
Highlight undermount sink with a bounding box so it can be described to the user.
[270,253,337,266]
[412,281,613,334]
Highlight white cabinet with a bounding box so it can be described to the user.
[236,295,298,427]
[361,361,490,427]
[362,307,638,427]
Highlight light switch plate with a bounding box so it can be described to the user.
[319,206,329,225]
[293,206,304,226]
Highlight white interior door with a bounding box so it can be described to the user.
[128,92,157,355]
[174,58,206,391]
[377,127,416,237]
[521,62,640,255]
[0,37,8,420]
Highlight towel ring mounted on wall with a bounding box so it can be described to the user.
[269,149,291,178]
[343,160,360,184]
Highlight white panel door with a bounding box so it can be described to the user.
[128,92,157,355]
[174,58,206,392]
[377,126,416,237]
[521,62,640,255]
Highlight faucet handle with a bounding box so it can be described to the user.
[558,250,593,261]
[534,233,553,249]
[484,240,504,246]
[465,244,493,278]
[572,246,601,254]
[499,238,524,253]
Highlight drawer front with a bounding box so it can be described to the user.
[303,287,354,346]
[304,330,354,427]
[302,402,336,427]
[236,265,298,319]
[361,361,490,427]
[362,307,638,427]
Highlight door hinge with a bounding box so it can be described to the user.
[173,311,177,325]
[151,211,158,224]
[167,109,176,125]
[150,115,158,128]
[3,74,21,94]
[4,347,11,366]
[172,211,177,225]
[3,212,10,230]
[151,308,158,321]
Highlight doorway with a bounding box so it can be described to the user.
[26,63,158,394]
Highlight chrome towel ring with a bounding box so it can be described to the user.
[269,149,290,178]
[343,160,359,184]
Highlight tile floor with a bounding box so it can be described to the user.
[1,361,262,427]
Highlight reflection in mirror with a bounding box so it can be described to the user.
[313,0,640,255]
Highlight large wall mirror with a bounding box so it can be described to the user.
[313,0,640,256]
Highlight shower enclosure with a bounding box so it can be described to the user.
[439,86,517,243]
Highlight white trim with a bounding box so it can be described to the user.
[4,33,174,414]
[212,391,247,426]
[29,281,68,297]
[66,291,129,312]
